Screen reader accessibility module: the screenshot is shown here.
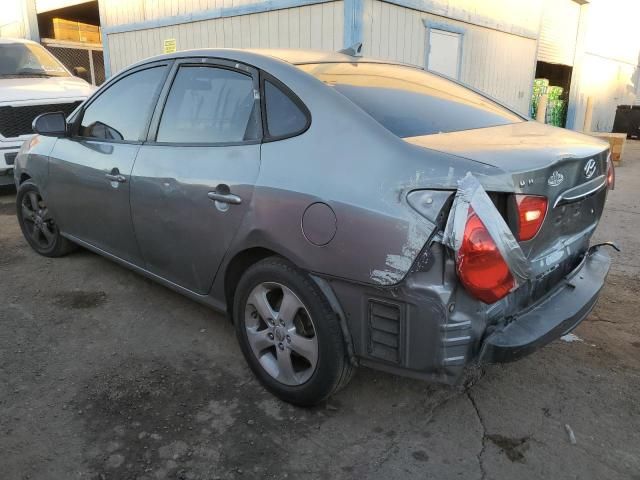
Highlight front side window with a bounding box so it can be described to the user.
[79,66,166,141]
[298,62,523,138]
[0,42,69,78]
[157,66,258,144]
[264,79,308,138]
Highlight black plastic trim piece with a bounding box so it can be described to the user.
[479,249,610,363]
[259,71,311,143]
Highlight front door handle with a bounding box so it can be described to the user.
[208,184,242,205]
[105,168,126,183]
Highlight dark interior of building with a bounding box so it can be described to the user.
[535,61,573,127]
[35,1,104,85]
[37,0,100,40]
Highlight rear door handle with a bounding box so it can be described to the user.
[105,168,127,183]
[208,184,242,205]
[207,191,242,205]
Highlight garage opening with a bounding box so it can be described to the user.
[533,61,573,127]
[532,0,585,127]
[36,0,105,85]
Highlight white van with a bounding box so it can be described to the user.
[0,38,95,186]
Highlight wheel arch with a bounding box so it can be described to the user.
[223,246,281,318]
[222,246,357,366]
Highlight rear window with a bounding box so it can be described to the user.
[297,62,523,137]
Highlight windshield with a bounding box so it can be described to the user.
[297,62,524,137]
[0,42,69,78]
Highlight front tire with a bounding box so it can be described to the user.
[16,181,76,258]
[233,257,354,406]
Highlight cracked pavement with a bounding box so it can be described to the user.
[1,143,640,479]
[467,389,488,480]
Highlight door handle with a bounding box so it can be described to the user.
[105,168,126,183]
[208,184,242,205]
[207,191,242,205]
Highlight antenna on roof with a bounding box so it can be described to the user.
[338,42,363,57]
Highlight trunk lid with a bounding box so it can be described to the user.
[404,121,609,172]
[406,121,610,305]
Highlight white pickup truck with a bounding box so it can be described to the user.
[0,38,95,186]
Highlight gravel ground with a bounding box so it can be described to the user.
[1,144,639,480]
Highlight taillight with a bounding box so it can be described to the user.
[457,208,514,304]
[607,156,615,190]
[515,195,547,241]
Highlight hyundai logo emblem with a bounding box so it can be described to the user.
[584,158,597,179]
[547,171,564,187]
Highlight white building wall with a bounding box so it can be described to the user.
[99,0,343,29]
[34,0,91,12]
[570,0,640,131]
[0,20,27,39]
[373,0,543,36]
[0,0,34,39]
[361,0,539,113]
[104,1,344,74]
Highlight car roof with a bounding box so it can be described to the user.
[244,48,404,66]
[131,47,408,70]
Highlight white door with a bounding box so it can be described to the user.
[427,29,462,80]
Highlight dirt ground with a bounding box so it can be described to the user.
[1,144,639,480]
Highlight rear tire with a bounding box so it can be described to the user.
[233,256,355,406]
[16,181,76,258]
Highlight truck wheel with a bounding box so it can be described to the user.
[16,181,76,258]
[233,256,354,406]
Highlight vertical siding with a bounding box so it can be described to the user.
[537,0,580,66]
[96,0,537,36]
[362,0,536,113]
[106,2,344,74]
[101,0,322,29]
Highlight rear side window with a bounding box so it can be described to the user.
[264,79,308,138]
[297,62,523,138]
[157,65,258,144]
[80,66,166,141]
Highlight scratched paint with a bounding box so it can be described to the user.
[370,216,430,284]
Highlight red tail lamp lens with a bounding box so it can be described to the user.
[515,195,547,241]
[457,208,514,304]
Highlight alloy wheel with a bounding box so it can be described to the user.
[20,191,57,250]
[244,282,319,386]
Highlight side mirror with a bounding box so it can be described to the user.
[32,112,68,137]
[72,66,90,83]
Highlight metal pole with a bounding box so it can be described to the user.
[536,93,548,123]
[583,96,594,132]
[88,50,96,85]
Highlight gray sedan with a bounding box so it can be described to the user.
[14,48,615,405]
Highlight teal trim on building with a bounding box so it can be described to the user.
[343,0,363,48]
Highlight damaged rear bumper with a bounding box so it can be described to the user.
[479,248,611,363]
[325,244,611,385]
